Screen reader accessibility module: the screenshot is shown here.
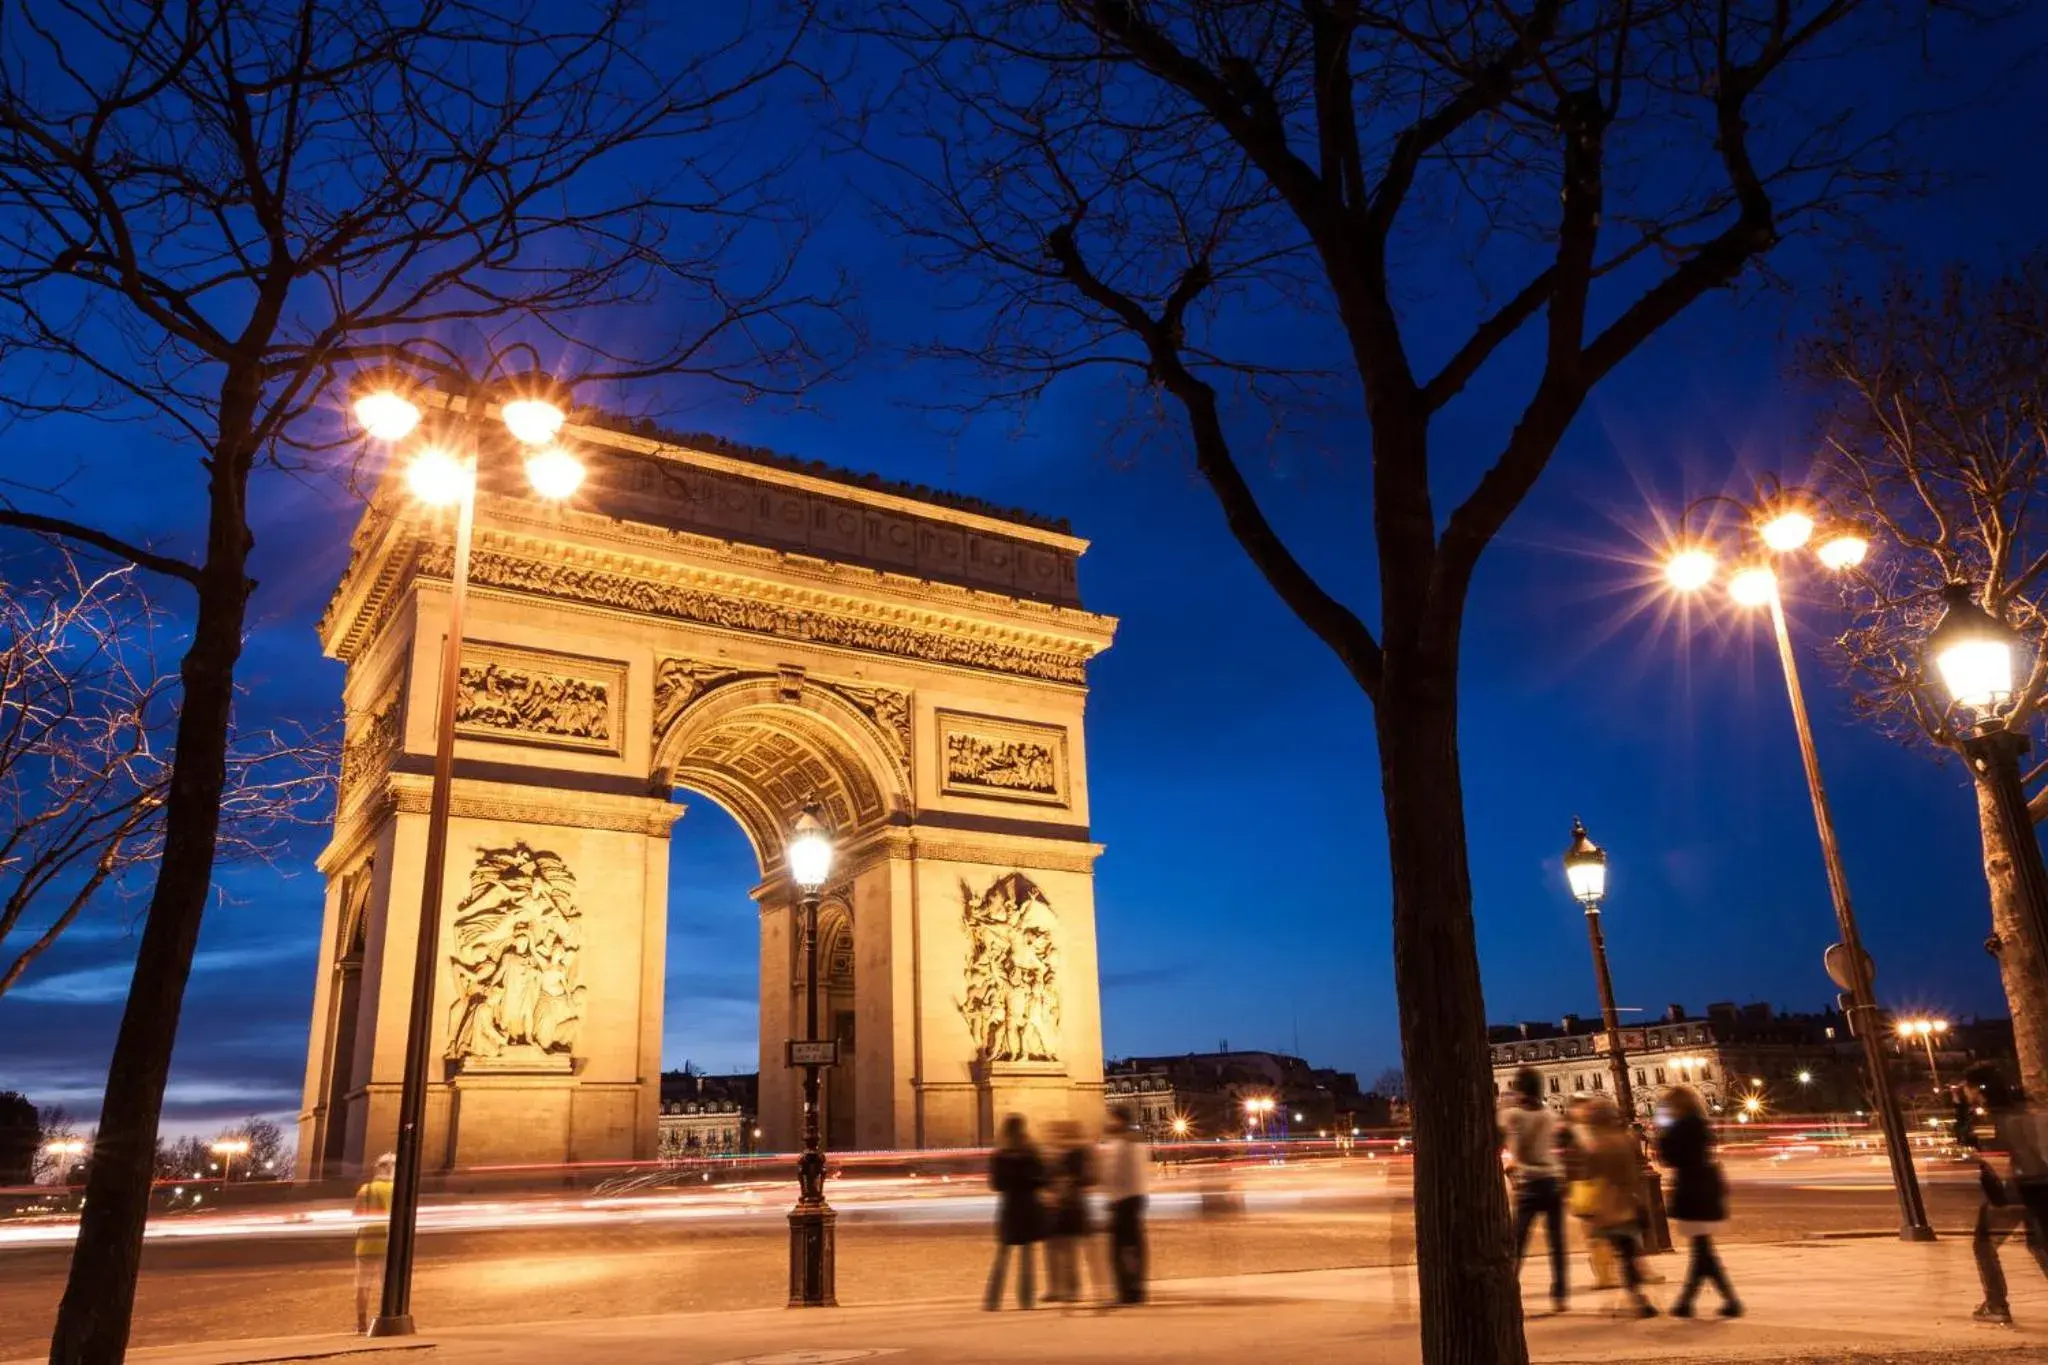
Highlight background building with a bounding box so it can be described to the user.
[1104,1049,1388,1141]
[1489,1002,2018,1120]
[657,1071,758,1159]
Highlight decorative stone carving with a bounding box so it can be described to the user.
[958,872,1060,1063]
[414,543,1088,684]
[937,711,1068,805]
[452,644,624,753]
[654,656,746,729]
[446,843,586,1065]
[338,692,401,804]
[834,683,912,772]
[457,662,610,742]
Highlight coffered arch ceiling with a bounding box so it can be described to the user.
[654,683,905,881]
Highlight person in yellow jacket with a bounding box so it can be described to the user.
[354,1153,396,1334]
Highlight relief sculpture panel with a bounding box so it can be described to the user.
[958,872,1061,1063]
[938,711,1068,806]
[446,843,585,1067]
[453,644,624,754]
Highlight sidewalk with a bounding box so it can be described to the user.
[13,1239,2047,1365]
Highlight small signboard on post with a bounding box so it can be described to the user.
[785,1039,840,1068]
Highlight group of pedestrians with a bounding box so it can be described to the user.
[986,1108,1150,1310]
[1502,1066,1740,1319]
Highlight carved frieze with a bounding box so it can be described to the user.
[338,690,402,806]
[446,843,586,1066]
[938,711,1068,806]
[958,872,1060,1063]
[654,656,749,730]
[834,683,912,775]
[415,543,1088,684]
[453,644,625,754]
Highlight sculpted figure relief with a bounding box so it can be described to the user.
[958,872,1061,1063]
[945,731,1059,796]
[446,843,586,1063]
[456,661,611,742]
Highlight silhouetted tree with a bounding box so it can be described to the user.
[1805,257,2048,1097]
[863,3,1994,1358]
[0,3,846,1359]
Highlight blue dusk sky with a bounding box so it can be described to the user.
[4,8,2048,1137]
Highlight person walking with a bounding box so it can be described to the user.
[1657,1085,1740,1318]
[1964,1062,2048,1325]
[1500,1066,1568,1313]
[1044,1121,1096,1303]
[1581,1096,1656,1319]
[352,1152,396,1334]
[1564,1097,1618,1290]
[986,1113,1046,1310]
[1101,1108,1150,1305]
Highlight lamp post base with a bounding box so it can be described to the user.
[1638,1154,1673,1254]
[1899,1220,1937,1243]
[787,1203,838,1307]
[367,1315,417,1337]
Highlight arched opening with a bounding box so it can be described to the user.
[319,866,372,1168]
[653,679,908,1153]
[819,906,857,1150]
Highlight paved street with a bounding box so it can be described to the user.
[4,1238,2043,1365]
[0,1156,1986,1358]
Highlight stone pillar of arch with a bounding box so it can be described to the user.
[298,411,1117,1174]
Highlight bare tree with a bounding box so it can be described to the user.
[220,1116,288,1178]
[0,558,165,998]
[860,3,1988,1359]
[1805,257,2048,1098]
[0,551,334,1001]
[0,3,846,1359]
[32,1104,82,1185]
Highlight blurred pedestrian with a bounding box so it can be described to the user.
[1964,1062,2048,1325]
[1500,1066,1567,1313]
[1580,1096,1656,1318]
[1954,1083,1983,1152]
[1565,1097,1618,1290]
[1657,1085,1740,1318]
[1101,1108,1150,1305]
[985,1113,1045,1311]
[1043,1120,1096,1303]
[352,1152,396,1334]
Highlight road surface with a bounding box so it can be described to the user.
[0,1154,1984,1357]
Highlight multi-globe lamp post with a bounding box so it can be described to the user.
[350,374,588,1335]
[785,802,839,1308]
[1561,820,1671,1253]
[1896,1018,1950,1092]
[1660,479,1933,1241]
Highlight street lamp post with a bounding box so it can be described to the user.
[785,802,838,1308]
[351,372,586,1336]
[1897,1019,1949,1093]
[1662,479,1933,1242]
[209,1138,250,1186]
[1562,819,1671,1253]
[1928,581,2048,1062]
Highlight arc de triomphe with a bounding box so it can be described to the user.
[295,415,1116,1175]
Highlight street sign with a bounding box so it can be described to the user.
[786,1039,840,1068]
[1823,942,1875,992]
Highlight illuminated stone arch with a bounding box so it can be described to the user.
[297,411,1115,1175]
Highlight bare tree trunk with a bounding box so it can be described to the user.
[1379,660,1525,1365]
[48,440,253,1365]
[1975,773,2048,1101]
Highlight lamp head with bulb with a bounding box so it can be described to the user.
[1928,581,2019,723]
[787,802,835,893]
[1563,818,1607,907]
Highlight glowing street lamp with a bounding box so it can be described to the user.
[350,368,585,1338]
[1657,476,1932,1243]
[209,1138,250,1184]
[1896,1017,1950,1091]
[1560,819,1668,1251]
[785,801,838,1308]
[1927,582,2048,1045]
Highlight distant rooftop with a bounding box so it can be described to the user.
[580,410,1074,536]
